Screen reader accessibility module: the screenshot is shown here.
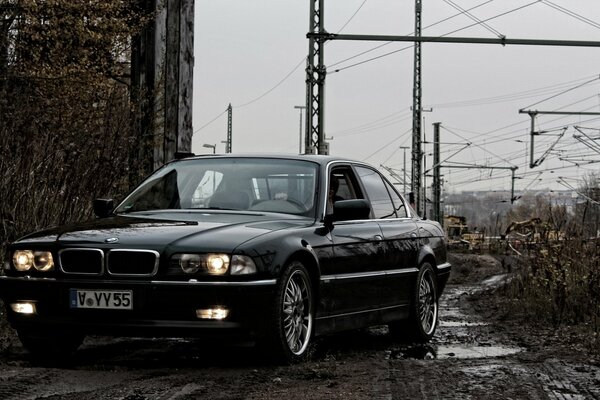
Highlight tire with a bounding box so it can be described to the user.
[264,260,314,363]
[389,262,438,343]
[18,329,84,358]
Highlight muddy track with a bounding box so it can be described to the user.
[0,255,599,399]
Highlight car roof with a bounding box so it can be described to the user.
[171,153,365,167]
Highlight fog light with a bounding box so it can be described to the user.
[196,307,229,320]
[11,302,36,315]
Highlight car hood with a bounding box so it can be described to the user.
[15,211,315,253]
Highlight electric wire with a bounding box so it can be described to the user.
[198,0,372,131]
[362,128,412,162]
[541,0,600,30]
[330,111,412,137]
[443,0,504,38]
[429,74,600,109]
[336,0,369,33]
[327,0,497,69]
[193,107,228,134]
[234,56,307,109]
[520,76,600,110]
[330,0,541,74]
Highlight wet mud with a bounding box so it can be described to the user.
[0,254,599,399]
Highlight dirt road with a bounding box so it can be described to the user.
[0,254,598,399]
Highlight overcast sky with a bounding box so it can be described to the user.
[191,0,600,197]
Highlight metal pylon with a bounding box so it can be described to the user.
[305,0,327,154]
[411,0,423,215]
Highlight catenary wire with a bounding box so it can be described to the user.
[330,0,541,74]
[328,0,497,69]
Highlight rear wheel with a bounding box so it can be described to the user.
[389,262,438,342]
[264,261,314,363]
[18,329,84,357]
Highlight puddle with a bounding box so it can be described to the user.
[439,321,488,328]
[436,345,522,359]
[481,274,510,287]
[389,344,523,360]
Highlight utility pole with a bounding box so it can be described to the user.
[305,0,327,154]
[432,122,441,224]
[519,109,600,168]
[411,0,423,216]
[294,105,306,153]
[226,103,232,153]
[304,6,600,188]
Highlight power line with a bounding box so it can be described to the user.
[541,0,600,31]
[329,110,412,137]
[328,0,496,69]
[193,107,228,134]
[330,0,541,74]
[442,0,504,38]
[519,76,600,110]
[336,0,369,33]
[235,56,307,109]
[429,74,600,109]
[362,128,412,161]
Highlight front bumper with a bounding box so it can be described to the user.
[0,276,276,339]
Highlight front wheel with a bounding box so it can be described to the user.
[264,261,314,363]
[389,262,438,342]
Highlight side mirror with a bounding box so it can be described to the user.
[93,198,114,218]
[331,199,371,222]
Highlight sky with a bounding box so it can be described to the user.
[191,0,600,198]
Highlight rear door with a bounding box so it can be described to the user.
[354,166,419,306]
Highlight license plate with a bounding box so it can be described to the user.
[70,289,133,310]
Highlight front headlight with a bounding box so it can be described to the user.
[33,251,54,271]
[179,254,202,274]
[206,254,230,275]
[172,254,257,276]
[174,253,231,275]
[12,250,54,272]
[230,255,257,275]
[12,250,34,271]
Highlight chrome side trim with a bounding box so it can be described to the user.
[150,279,277,287]
[320,267,419,282]
[0,275,276,287]
[437,262,451,271]
[0,276,57,282]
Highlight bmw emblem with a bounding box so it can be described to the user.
[105,237,119,243]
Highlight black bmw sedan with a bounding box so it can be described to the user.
[1,154,450,362]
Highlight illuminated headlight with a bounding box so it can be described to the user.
[33,251,54,271]
[174,253,230,275]
[12,250,34,271]
[206,254,229,275]
[12,250,54,272]
[230,255,257,275]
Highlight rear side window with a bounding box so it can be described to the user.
[355,166,396,219]
[384,180,408,218]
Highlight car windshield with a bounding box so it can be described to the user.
[115,157,319,217]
